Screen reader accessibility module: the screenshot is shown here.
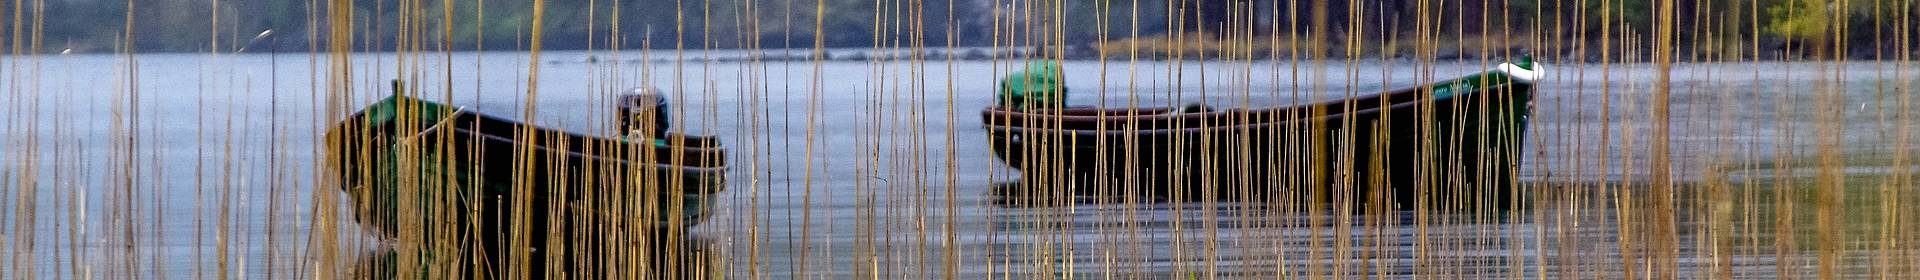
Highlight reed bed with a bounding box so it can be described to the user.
[0,0,1915,279]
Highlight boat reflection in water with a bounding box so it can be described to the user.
[348,235,723,279]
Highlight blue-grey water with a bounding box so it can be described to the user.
[0,50,1915,278]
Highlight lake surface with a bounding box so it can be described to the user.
[1,50,1915,278]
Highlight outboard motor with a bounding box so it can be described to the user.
[617,87,671,138]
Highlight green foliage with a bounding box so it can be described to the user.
[1579,0,1655,35]
[1765,0,1829,41]
[1762,0,1910,45]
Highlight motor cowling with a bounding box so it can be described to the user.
[618,87,671,138]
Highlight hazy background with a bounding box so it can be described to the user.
[29,0,1920,59]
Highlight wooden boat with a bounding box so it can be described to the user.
[983,60,1540,210]
[326,93,726,276]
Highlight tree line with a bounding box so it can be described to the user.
[13,0,1917,59]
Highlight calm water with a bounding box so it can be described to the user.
[1,51,1915,278]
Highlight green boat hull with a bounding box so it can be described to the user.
[984,70,1533,211]
[326,95,728,277]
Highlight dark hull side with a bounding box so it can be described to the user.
[326,95,727,278]
[985,73,1532,210]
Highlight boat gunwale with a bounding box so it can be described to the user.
[329,95,729,168]
[981,68,1534,130]
[983,72,1461,123]
[983,79,1531,136]
[981,87,1405,123]
[449,103,728,155]
[442,125,732,174]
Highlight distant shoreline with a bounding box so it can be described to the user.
[534,45,1913,65]
[45,44,1906,64]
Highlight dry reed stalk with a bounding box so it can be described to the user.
[1648,0,1677,278]
[4,0,44,279]
[1891,1,1917,275]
